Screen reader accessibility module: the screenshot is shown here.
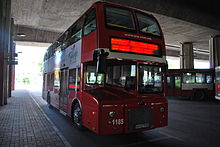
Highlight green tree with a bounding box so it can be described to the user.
[22,77,30,84]
[38,61,43,74]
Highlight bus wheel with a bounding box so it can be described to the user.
[72,103,83,128]
[194,91,205,100]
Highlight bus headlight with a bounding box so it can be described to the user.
[109,111,116,118]
[160,107,165,112]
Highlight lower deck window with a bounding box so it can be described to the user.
[139,65,163,93]
[86,65,104,85]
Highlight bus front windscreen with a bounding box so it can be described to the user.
[106,63,136,90]
[136,12,161,36]
[105,6,135,31]
[139,65,163,93]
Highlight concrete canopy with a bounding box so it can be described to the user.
[12,0,220,59]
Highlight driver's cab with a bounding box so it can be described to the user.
[84,59,164,95]
[84,59,136,93]
[84,62,105,89]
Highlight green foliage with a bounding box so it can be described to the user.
[38,61,43,73]
[22,77,30,84]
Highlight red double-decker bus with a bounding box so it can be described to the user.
[166,69,214,100]
[42,1,167,135]
[215,67,220,100]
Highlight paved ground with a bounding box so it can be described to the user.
[1,89,220,147]
[32,90,220,147]
[0,90,69,147]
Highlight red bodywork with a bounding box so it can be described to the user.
[43,1,168,135]
[81,87,167,135]
[215,67,220,100]
[215,83,220,100]
[166,69,214,99]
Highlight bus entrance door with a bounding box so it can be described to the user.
[174,76,181,97]
[59,69,69,113]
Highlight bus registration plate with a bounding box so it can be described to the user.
[135,123,150,129]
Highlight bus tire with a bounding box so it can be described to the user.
[72,102,83,129]
[194,90,205,100]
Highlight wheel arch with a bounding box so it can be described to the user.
[71,97,82,115]
[193,89,206,100]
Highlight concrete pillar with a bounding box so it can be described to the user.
[0,0,11,106]
[209,35,220,68]
[0,0,5,106]
[8,18,15,97]
[180,42,194,69]
[0,1,4,106]
[11,43,16,91]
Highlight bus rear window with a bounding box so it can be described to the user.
[136,12,161,36]
[105,6,135,31]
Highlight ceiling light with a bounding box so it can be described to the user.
[16,33,26,37]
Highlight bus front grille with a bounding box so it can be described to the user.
[128,107,153,131]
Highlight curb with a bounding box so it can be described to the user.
[29,92,72,147]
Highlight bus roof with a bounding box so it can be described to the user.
[167,69,214,75]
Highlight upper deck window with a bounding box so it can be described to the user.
[136,12,161,36]
[84,8,96,36]
[105,6,135,31]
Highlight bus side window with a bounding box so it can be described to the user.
[195,73,205,83]
[68,17,84,46]
[43,73,47,91]
[83,8,96,36]
[48,46,53,59]
[183,73,195,84]
[50,73,54,89]
[43,51,48,61]
[86,66,96,84]
[175,76,181,88]
[69,68,80,91]
[54,70,60,87]
[166,76,172,88]
[206,74,213,84]
[62,30,71,49]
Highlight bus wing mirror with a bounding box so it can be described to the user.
[125,76,135,91]
[163,61,168,74]
[93,49,109,74]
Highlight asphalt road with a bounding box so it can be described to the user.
[30,90,220,147]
